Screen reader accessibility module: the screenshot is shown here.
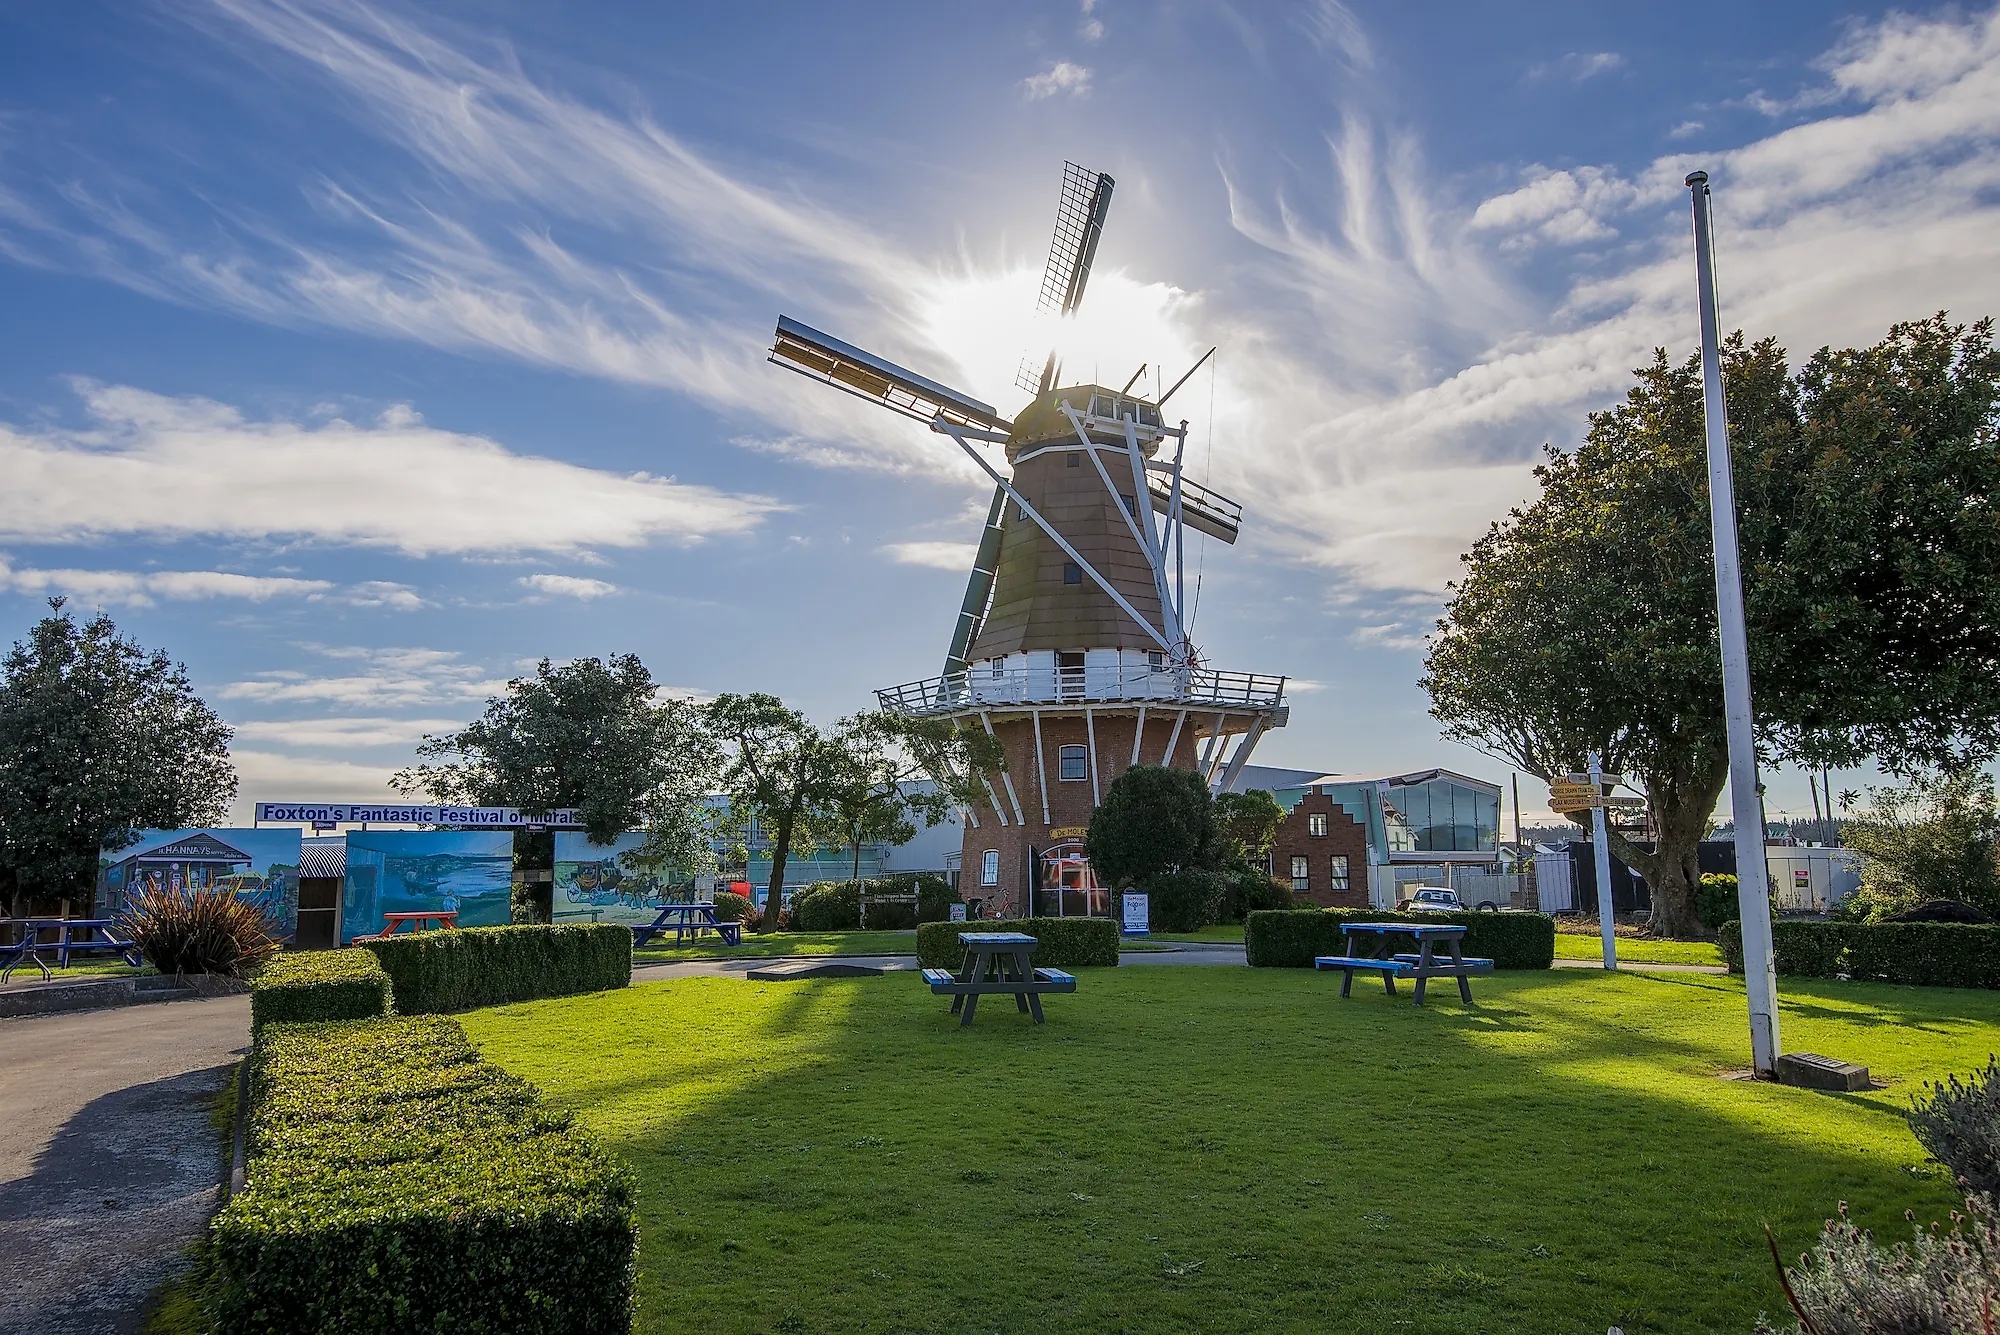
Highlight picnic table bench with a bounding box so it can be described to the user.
[631,902,741,948]
[1316,921,1492,1006]
[1,918,145,982]
[355,910,458,941]
[923,931,1075,1026]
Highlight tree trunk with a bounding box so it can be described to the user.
[761,803,796,934]
[1601,758,1729,940]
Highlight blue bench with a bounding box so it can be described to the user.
[1318,922,1487,1006]
[1392,953,1494,975]
[1315,955,1412,997]
[924,933,1075,1025]
[921,967,957,989]
[1031,967,1077,991]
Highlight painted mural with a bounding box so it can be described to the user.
[98,828,302,938]
[551,831,690,928]
[341,830,514,942]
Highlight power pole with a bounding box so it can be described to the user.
[1687,170,1781,1075]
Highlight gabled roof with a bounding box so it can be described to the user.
[299,840,347,880]
[127,831,251,863]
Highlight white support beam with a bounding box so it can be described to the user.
[1163,709,1188,766]
[1131,704,1147,767]
[979,710,1026,827]
[934,419,1173,653]
[1085,707,1101,805]
[1203,712,1230,784]
[1215,713,1270,794]
[978,771,1009,827]
[1031,709,1051,826]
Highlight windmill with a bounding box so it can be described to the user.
[769,161,1289,916]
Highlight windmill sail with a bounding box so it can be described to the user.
[942,485,1009,676]
[770,316,1012,434]
[1016,164,1116,394]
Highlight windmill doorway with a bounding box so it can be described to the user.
[1037,841,1109,918]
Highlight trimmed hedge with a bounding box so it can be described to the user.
[249,949,392,1032]
[1245,908,1556,970]
[915,917,1121,970]
[792,875,958,931]
[359,924,630,1015]
[1719,919,2000,988]
[212,1016,635,1333]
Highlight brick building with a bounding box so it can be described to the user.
[1268,787,1370,908]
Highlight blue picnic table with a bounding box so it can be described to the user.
[1,918,145,982]
[631,902,741,948]
[1314,921,1493,1006]
[920,931,1076,1026]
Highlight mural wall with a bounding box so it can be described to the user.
[551,832,688,928]
[341,830,513,942]
[98,828,302,938]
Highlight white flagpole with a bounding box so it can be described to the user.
[1686,169,1781,1075]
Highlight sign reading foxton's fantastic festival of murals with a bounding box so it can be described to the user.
[254,803,588,827]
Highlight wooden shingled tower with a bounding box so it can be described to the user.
[768,162,1288,916]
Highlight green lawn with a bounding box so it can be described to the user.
[632,930,918,964]
[1551,933,1726,967]
[462,966,1995,1334]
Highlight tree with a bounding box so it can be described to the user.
[1841,769,2000,917]
[1214,789,1285,868]
[1423,317,2000,937]
[704,694,846,933]
[821,711,1003,894]
[392,654,715,845]
[0,600,234,916]
[1085,765,1220,890]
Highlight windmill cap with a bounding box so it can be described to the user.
[1685,170,1709,186]
[1006,385,1164,461]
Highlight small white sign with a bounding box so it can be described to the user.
[949,903,968,923]
[1122,892,1150,936]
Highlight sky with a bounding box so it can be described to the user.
[3,0,1999,827]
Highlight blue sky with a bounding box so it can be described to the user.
[4,0,1998,824]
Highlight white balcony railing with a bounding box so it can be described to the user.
[875,665,1287,717]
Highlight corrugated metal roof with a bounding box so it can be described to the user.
[299,840,346,880]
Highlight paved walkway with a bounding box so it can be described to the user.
[0,995,250,1335]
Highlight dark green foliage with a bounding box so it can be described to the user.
[1719,919,2000,988]
[1694,874,1739,931]
[711,890,754,922]
[1085,765,1219,890]
[790,874,955,931]
[1842,770,2000,918]
[915,917,1120,969]
[1146,868,1228,933]
[122,885,280,978]
[1221,863,1292,921]
[0,601,233,916]
[1245,908,1556,970]
[1909,1056,2000,1197]
[250,949,391,1031]
[791,881,862,931]
[210,1016,635,1333]
[1214,789,1285,867]
[510,879,552,925]
[359,924,630,1014]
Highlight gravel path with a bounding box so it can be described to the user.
[0,995,250,1335]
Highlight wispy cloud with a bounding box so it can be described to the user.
[1668,120,1705,140]
[1022,61,1092,100]
[223,644,506,707]
[1528,51,1626,83]
[518,573,617,600]
[1350,622,1429,652]
[230,716,462,748]
[0,555,331,607]
[881,541,978,571]
[0,383,782,556]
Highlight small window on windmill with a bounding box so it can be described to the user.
[1148,650,1165,672]
[988,658,1006,680]
[1067,451,1081,468]
[1062,561,1083,584]
[1119,492,1136,516]
[1090,393,1113,417]
[1059,745,1088,782]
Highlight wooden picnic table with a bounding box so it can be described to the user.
[0,918,145,982]
[356,910,458,941]
[921,931,1075,1026]
[631,902,741,948]
[1315,921,1492,1006]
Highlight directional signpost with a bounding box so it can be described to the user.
[1548,764,1647,969]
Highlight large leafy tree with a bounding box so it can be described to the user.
[1085,765,1220,889]
[703,693,846,933]
[1423,316,2000,937]
[0,600,235,916]
[392,654,716,847]
[1841,770,2000,917]
[820,711,1002,892]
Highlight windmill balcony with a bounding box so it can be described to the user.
[875,664,1288,718]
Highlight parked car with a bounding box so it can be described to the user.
[1401,887,1463,913]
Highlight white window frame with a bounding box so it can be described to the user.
[1290,855,1310,894]
[1308,812,1328,837]
[1058,744,1089,782]
[980,849,1000,886]
[1330,854,1350,893]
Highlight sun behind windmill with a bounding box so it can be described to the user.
[769,161,1289,917]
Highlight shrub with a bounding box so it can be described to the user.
[711,890,753,922]
[510,878,552,925]
[1245,908,1556,970]
[1719,919,2000,987]
[915,917,1120,970]
[914,874,961,924]
[1909,1055,2000,1197]
[1694,873,1738,931]
[120,885,281,978]
[211,1016,635,1333]
[1760,1197,2000,1335]
[1085,765,1220,890]
[1221,864,1292,922]
[1146,868,1228,933]
[249,949,391,1032]
[791,881,859,931]
[359,924,631,1015]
